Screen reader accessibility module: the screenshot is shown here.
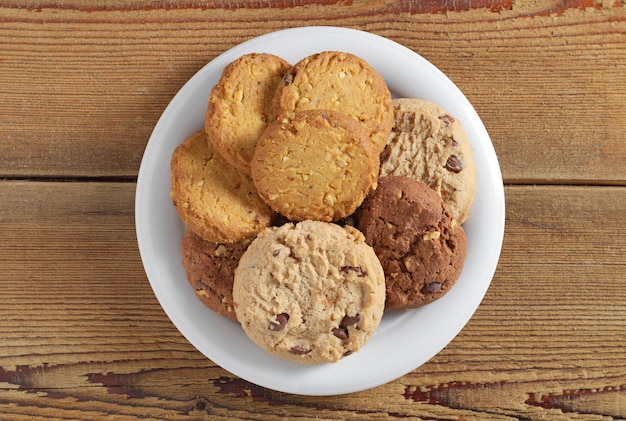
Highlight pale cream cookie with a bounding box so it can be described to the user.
[233,220,386,364]
[380,98,476,224]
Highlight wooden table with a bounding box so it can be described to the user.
[2,1,625,419]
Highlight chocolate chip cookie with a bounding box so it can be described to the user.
[380,98,476,224]
[170,130,275,243]
[182,229,251,321]
[357,176,467,310]
[206,53,291,174]
[233,220,386,364]
[272,51,393,154]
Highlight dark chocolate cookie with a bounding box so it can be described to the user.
[181,229,251,321]
[356,176,467,310]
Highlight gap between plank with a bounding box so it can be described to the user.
[0,176,138,183]
[1,176,625,188]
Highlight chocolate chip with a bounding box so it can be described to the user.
[340,314,360,328]
[343,350,353,357]
[290,345,311,355]
[288,248,300,263]
[445,155,464,173]
[439,114,455,125]
[283,72,294,86]
[332,327,348,340]
[340,266,368,277]
[269,313,289,331]
[423,282,442,293]
[380,146,391,164]
[272,249,281,257]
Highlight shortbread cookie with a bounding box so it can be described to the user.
[182,229,251,322]
[272,51,393,153]
[251,110,379,222]
[357,176,467,310]
[233,220,386,364]
[170,130,274,243]
[380,98,476,224]
[206,53,291,174]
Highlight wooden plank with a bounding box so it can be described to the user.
[0,181,624,419]
[1,3,625,182]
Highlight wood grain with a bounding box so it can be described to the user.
[1,0,626,419]
[0,181,624,419]
[1,2,625,182]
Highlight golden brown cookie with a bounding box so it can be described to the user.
[380,98,476,224]
[233,221,386,364]
[251,110,379,222]
[272,51,393,154]
[170,130,275,243]
[182,229,251,322]
[205,53,291,175]
[356,176,467,310]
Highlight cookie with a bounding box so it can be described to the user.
[233,220,386,364]
[272,51,393,153]
[170,130,275,243]
[206,53,291,174]
[380,98,476,224]
[181,229,251,322]
[251,110,379,222]
[356,176,467,310]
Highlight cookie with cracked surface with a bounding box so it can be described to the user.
[170,130,275,243]
[272,51,393,153]
[251,109,379,222]
[206,53,291,174]
[380,98,476,224]
[356,176,467,310]
[233,220,385,364]
[182,229,251,322]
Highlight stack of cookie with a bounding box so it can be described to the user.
[170,51,476,364]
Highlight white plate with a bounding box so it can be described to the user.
[135,26,505,396]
